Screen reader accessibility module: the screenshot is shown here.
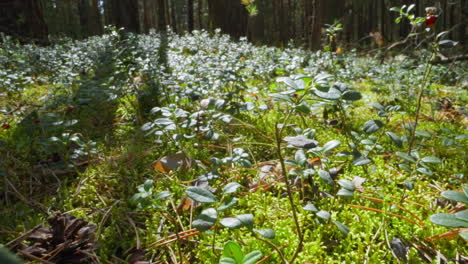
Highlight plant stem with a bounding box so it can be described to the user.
[407,50,435,154]
[274,120,303,263]
[252,232,288,264]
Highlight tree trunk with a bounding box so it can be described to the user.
[187,0,194,31]
[107,0,140,33]
[0,0,49,43]
[207,0,248,38]
[310,0,323,50]
[78,0,102,37]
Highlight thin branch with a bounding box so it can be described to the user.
[348,204,421,226]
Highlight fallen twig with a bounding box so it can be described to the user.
[348,204,422,227]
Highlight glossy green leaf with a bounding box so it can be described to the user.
[220,257,236,264]
[353,156,372,166]
[253,229,275,239]
[337,179,355,191]
[295,149,307,165]
[186,187,216,203]
[193,208,217,231]
[421,156,441,164]
[396,152,416,163]
[221,217,242,229]
[363,120,384,134]
[154,191,171,200]
[342,90,362,101]
[242,250,262,264]
[313,87,342,100]
[455,210,468,222]
[385,132,403,148]
[223,241,243,263]
[337,188,354,197]
[415,130,431,138]
[459,231,468,241]
[317,210,331,221]
[303,203,318,212]
[417,167,433,176]
[318,170,334,185]
[284,135,318,149]
[333,221,350,236]
[295,103,311,114]
[399,163,412,172]
[223,182,242,194]
[236,214,254,229]
[277,77,299,90]
[322,140,340,153]
[430,213,468,228]
[219,197,238,211]
[270,93,293,103]
[442,191,468,204]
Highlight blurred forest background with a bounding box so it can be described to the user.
[1,0,467,48]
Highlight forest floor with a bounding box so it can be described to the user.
[0,30,467,263]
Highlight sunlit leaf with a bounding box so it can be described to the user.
[386,132,403,148]
[318,170,334,185]
[396,152,416,163]
[236,214,254,229]
[222,241,243,263]
[223,182,242,194]
[186,187,216,203]
[430,213,468,228]
[442,191,468,204]
[193,208,217,231]
[284,135,318,149]
[219,197,238,211]
[243,250,262,264]
[317,210,331,221]
[303,203,318,212]
[253,229,275,239]
[421,156,441,164]
[321,140,340,153]
[337,179,355,191]
[337,188,354,197]
[333,221,350,236]
[363,120,384,134]
[221,217,242,229]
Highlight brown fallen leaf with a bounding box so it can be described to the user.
[152,152,195,173]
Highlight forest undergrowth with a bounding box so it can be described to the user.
[0,28,467,263]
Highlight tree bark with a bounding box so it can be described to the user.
[0,0,48,43]
[207,0,248,38]
[78,0,102,37]
[187,0,194,31]
[106,0,140,33]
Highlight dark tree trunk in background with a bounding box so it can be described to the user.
[157,0,169,68]
[78,0,102,37]
[107,0,140,33]
[1,0,466,48]
[187,0,194,32]
[0,0,48,42]
[207,0,248,38]
[310,0,323,49]
[143,0,158,32]
[158,0,167,30]
[197,0,203,29]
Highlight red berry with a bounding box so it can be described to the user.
[425,16,437,27]
[2,123,10,129]
[293,93,299,99]
[33,119,41,124]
